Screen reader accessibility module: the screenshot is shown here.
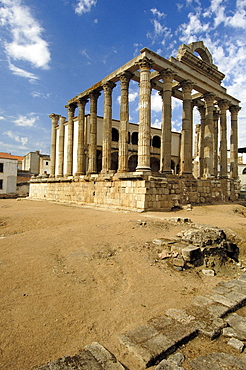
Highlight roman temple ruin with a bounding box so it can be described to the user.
[29,41,241,211]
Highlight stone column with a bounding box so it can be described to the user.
[136,57,153,172]
[198,106,206,178]
[203,93,215,178]
[76,97,88,176]
[87,90,101,174]
[101,81,116,173]
[193,123,201,178]
[213,109,220,178]
[49,113,60,177]
[180,80,193,175]
[118,71,132,173]
[229,105,241,179]
[159,69,174,174]
[65,103,77,177]
[57,116,66,177]
[218,100,229,178]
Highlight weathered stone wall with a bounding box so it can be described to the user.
[29,176,240,212]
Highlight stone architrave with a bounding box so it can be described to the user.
[159,69,174,174]
[203,93,215,178]
[87,90,101,174]
[118,71,132,173]
[49,113,60,177]
[198,106,206,178]
[180,80,193,175]
[57,116,66,177]
[65,103,77,177]
[213,109,220,178]
[102,81,116,173]
[76,98,88,176]
[136,57,153,172]
[229,105,241,179]
[218,100,229,178]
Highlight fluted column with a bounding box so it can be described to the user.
[87,90,101,174]
[218,100,229,178]
[118,72,132,173]
[198,106,206,178]
[229,105,241,179]
[203,93,215,178]
[76,98,88,176]
[213,109,220,178]
[193,123,201,178]
[159,69,174,174]
[102,81,116,173]
[65,103,77,177]
[49,113,60,177]
[180,80,193,175]
[136,57,153,172]
[57,116,66,177]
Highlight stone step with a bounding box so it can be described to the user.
[35,342,126,370]
[118,315,198,368]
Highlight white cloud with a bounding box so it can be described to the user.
[31,91,51,99]
[0,116,5,120]
[13,114,39,127]
[4,130,28,145]
[8,62,39,81]
[129,91,138,103]
[152,118,161,128]
[0,0,50,70]
[75,0,97,15]
[151,91,162,113]
[150,8,166,18]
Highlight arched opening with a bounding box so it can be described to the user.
[242,167,246,174]
[152,135,161,148]
[128,154,138,172]
[171,160,175,174]
[111,151,118,171]
[128,132,131,144]
[132,132,138,145]
[96,150,102,173]
[112,128,119,142]
[150,157,160,173]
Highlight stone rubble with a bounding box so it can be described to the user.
[153,224,240,272]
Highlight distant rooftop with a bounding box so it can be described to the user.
[0,152,24,161]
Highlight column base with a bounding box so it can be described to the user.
[136,166,151,172]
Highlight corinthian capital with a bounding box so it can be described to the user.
[137,57,153,70]
[103,81,116,93]
[159,68,175,82]
[49,113,60,125]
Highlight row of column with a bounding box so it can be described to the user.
[49,57,240,180]
[196,99,241,179]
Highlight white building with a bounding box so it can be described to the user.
[22,151,50,175]
[238,148,246,188]
[0,152,24,196]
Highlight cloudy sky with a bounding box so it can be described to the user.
[0,0,245,156]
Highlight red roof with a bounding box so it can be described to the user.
[0,152,24,161]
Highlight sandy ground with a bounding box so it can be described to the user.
[0,199,246,370]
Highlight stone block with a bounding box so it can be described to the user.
[225,313,246,339]
[206,303,229,318]
[148,316,173,330]
[143,333,176,359]
[182,245,201,262]
[227,337,244,352]
[192,295,214,307]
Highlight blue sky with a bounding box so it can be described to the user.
[0,0,246,156]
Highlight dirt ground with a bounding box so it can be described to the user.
[1,199,246,370]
